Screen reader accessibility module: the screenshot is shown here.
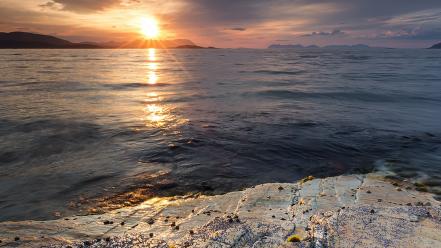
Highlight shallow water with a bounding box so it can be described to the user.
[0,48,440,221]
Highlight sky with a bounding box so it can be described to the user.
[0,0,440,48]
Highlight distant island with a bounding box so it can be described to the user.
[0,32,213,49]
[268,44,370,49]
[429,42,441,49]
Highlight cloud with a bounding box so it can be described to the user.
[301,29,346,37]
[41,0,123,13]
[227,27,247,31]
[2,0,441,47]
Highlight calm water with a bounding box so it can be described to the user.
[1,48,441,221]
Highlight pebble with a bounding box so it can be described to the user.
[103,220,113,225]
[409,215,419,222]
[149,233,154,238]
[370,209,375,214]
[171,222,176,227]
[189,230,194,235]
[278,186,284,190]
[366,190,372,194]
[120,221,125,226]
[14,237,20,241]
[175,225,180,230]
[146,218,155,225]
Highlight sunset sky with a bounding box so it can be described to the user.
[1,0,440,48]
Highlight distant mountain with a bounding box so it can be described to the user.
[324,44,370,49]
[0,32,205,49]
[429,42,441,49]
[268,43,371,49]
[93,39,196,48]
[268,44,304,49]
[0,32,99,48]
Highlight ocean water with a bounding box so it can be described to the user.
[0,48,440,221]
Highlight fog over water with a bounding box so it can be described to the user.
[0,48,440,221]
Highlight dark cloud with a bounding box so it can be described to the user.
[171,0,441,47]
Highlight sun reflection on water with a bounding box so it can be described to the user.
[147,48,158,85]
[142,49,188,128]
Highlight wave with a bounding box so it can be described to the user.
[244,89,440,103]
[241,70,306,75]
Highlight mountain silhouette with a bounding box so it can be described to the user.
[429,42,441,49]
[0,32,99,48]
[0,32,204,49]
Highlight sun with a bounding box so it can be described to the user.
[140,17,160,39]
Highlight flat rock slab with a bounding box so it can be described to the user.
[0,173,439,247]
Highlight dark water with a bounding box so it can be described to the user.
[1,48,441,221]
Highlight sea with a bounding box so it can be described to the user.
[0,48,440,221]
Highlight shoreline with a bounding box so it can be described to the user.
[0,173,440,247]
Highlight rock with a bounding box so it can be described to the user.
[0,173,439,248]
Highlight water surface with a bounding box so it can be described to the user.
[1,48,441,221]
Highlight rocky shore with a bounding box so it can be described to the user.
[0,173,440,248]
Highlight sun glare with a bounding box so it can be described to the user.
[140,17,160,39]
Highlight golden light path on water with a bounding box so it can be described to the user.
[143,48,188,128]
